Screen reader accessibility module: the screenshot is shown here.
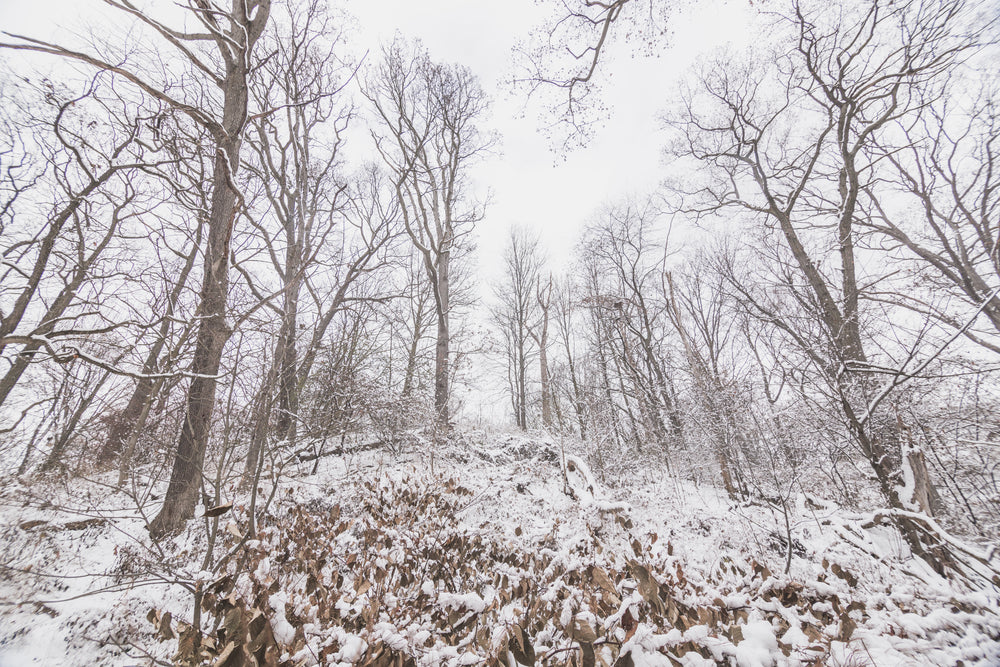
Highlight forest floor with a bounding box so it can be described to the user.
[1,431,999,666]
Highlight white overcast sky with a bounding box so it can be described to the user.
[0,0,759,283]
[348,0,759,280]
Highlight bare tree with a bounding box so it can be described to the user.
[862,80,1000,352]
[0,80,160,410]
[2,0,276,534]
[366,39,492,431]
[396,251,435,399]
[492,227,542,430]
[665,258,746,497]
[668,0,983,574]
[553,278,589,439]
[518,0,672,145]
[97,108,214,466]
[242,0,355,448]
[237,161,401,484]
[531,274,555,429]
[579,203,684,454]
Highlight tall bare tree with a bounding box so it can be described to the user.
[97,109,213,465]
[2,0,275,534]
[668,0,982,574]
[0,81,158,410]
[243,0,354,447]
[863,80,1000,352]
[579,203,684,453]
[553,278,589,439]
[531,274,555,429]
[493,227,542,430]
[367,39,492,431]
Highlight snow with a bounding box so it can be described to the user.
[437,591,487,613]
[337,634,367,662]
[1,432,999,665]
[734,613,778,667]
[268,590,296,645]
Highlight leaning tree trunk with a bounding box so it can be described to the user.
[241,367,277,489]
[148,97,249,536]
[40,367,115,473]
[0,211,123,409]
[99,230,200,464]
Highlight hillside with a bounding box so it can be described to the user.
[2,433,998,666]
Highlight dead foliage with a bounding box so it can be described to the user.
[149,476,886,666]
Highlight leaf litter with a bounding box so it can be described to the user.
[1,432,998,665]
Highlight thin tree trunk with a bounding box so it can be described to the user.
[538,336,551,428]
[100,229,200,464]
[401,298,426,397]
[39,367,114,472]
[560,309,587,439]
[274,219,302,443]
[537,277,553,429]
[516,332,527,429]
[0,207,125,408]
[117,377,161,487]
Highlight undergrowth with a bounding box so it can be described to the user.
[144,474,974,667]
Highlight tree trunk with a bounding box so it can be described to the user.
[100,373,156,464]
[852,408,952,574]
[274,278,299,443]
[149,115,247,536]
[561,313,587,439]
[538,318,552,430]
[0,208,124,408]
[433,246,450,430]
[401,298,426,398]
[906,448,942,518]
[593,312,624,451]
[39,367,113,472]
[100,229,200,464]
[516,333,528,429]
[538,337,551,429]
[241,376,275,489]
[117,377,162,487]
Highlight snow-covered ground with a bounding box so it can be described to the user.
[2,432,999,666]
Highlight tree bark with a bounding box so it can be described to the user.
[149,142,240,536]
[401,297,427,398]
[433,244,450,428]
[274,238,301,443]
[537,277,553,429]
[149,0,271,536]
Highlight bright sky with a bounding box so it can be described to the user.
[1,0,758,280]
[351,0,759,286]
[349,0,758,274]
[346,0,759,419]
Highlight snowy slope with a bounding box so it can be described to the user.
[1,432,998,666]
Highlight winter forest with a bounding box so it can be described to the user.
[1,0,999,664]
